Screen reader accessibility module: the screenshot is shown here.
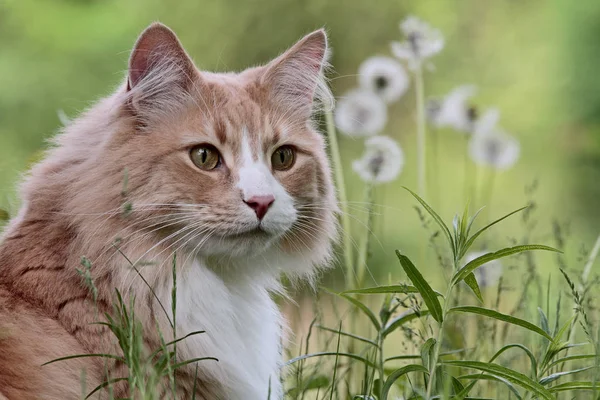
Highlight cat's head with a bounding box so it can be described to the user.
[76,23,338,276]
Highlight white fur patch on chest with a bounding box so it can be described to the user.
[160,259,283,400]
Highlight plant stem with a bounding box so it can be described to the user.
[426,279,455,398]
[325,109,354,288]
[356,183,374,286]
[415,65,427,198]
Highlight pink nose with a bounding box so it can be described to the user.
[244,195,275,220]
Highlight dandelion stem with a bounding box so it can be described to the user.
[356,183,374,286]
[431,127,440,208]
[483,169,497,226]
[325,109,354,287]
[464,135,472,206]
[415,65,427,198]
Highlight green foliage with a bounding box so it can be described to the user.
[288,192,600,400]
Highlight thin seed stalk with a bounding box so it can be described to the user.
[325,109,355,287]
[356,183,374,286]
[415,65,427,198]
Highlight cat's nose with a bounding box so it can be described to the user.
[244,195,275,220]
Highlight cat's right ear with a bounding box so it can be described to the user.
[126,23,197,120]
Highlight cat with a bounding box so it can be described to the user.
[0,22,337,399]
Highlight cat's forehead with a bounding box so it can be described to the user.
[185,73,289,152]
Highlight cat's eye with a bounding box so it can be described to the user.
[190,145,221,170]
[271,146,296,171]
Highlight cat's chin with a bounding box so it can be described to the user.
[186,228,284,258]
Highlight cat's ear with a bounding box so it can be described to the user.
[128,22,195,91]
[261,29,332,119]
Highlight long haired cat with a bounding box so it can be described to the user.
[0,23,336,399]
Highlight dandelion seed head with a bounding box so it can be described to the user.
[334,88,388,137]
[469,129,520,171]
[391,16,444,70]
[473,108,501,136]
[428,85,478,133]
[465,251,503,288]
[352,135,404,184]
[358,56,409,103]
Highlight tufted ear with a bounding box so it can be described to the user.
[261,29,331,120]
[128,22,195,91]
[125,23,197,125]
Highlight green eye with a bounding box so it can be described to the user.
[190,145,221,170]
[271,146,296,171]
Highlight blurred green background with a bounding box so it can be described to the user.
[0,0,598,284]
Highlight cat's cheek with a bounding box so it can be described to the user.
[277,160,319,199]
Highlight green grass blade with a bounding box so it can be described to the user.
[42,353,125,366]
[171,357,219,370]
[488,344,538,379]
[461,206,528,258]
[442,360,553,400]
[396,250,443,323]
[380,364,428,400]
[85,377,128,399]
[284,352,377,369]
[404,187,455,255]
[453,245,561,285]
[449,306,553,341]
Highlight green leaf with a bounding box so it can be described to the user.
[539,366,596,385]
[284,352,377,369]
[461,206,528,258]
[323,288,381,330]
[420,338,436,370]
[448,306,553,341]
[546,354,597,371]
[548,381,600,393]
[538,307,550,335]
[396,251,444,323]
[458,374,522,399]
[316,325,378,347]
[442,360,553,400]
[453,245,561,285]
[488,344,538,379]
[404,187,455,255]
[380,364,428,400]
[0,209,9,221]
[342,284,444,297]
[464,273,483,303]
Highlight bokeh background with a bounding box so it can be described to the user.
[1,0,599,286]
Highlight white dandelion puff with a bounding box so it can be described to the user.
[469,129,520,171]
[464,251,503,288]
[391,16,445,71]
[473,108,501,136]
[427,85,478,133]
[358,56,409,103]
[352,135,404,184]
[334,88,388,137]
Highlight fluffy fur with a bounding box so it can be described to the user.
[0,23,336,399]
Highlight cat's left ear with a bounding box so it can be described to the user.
[261,29,331,119]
